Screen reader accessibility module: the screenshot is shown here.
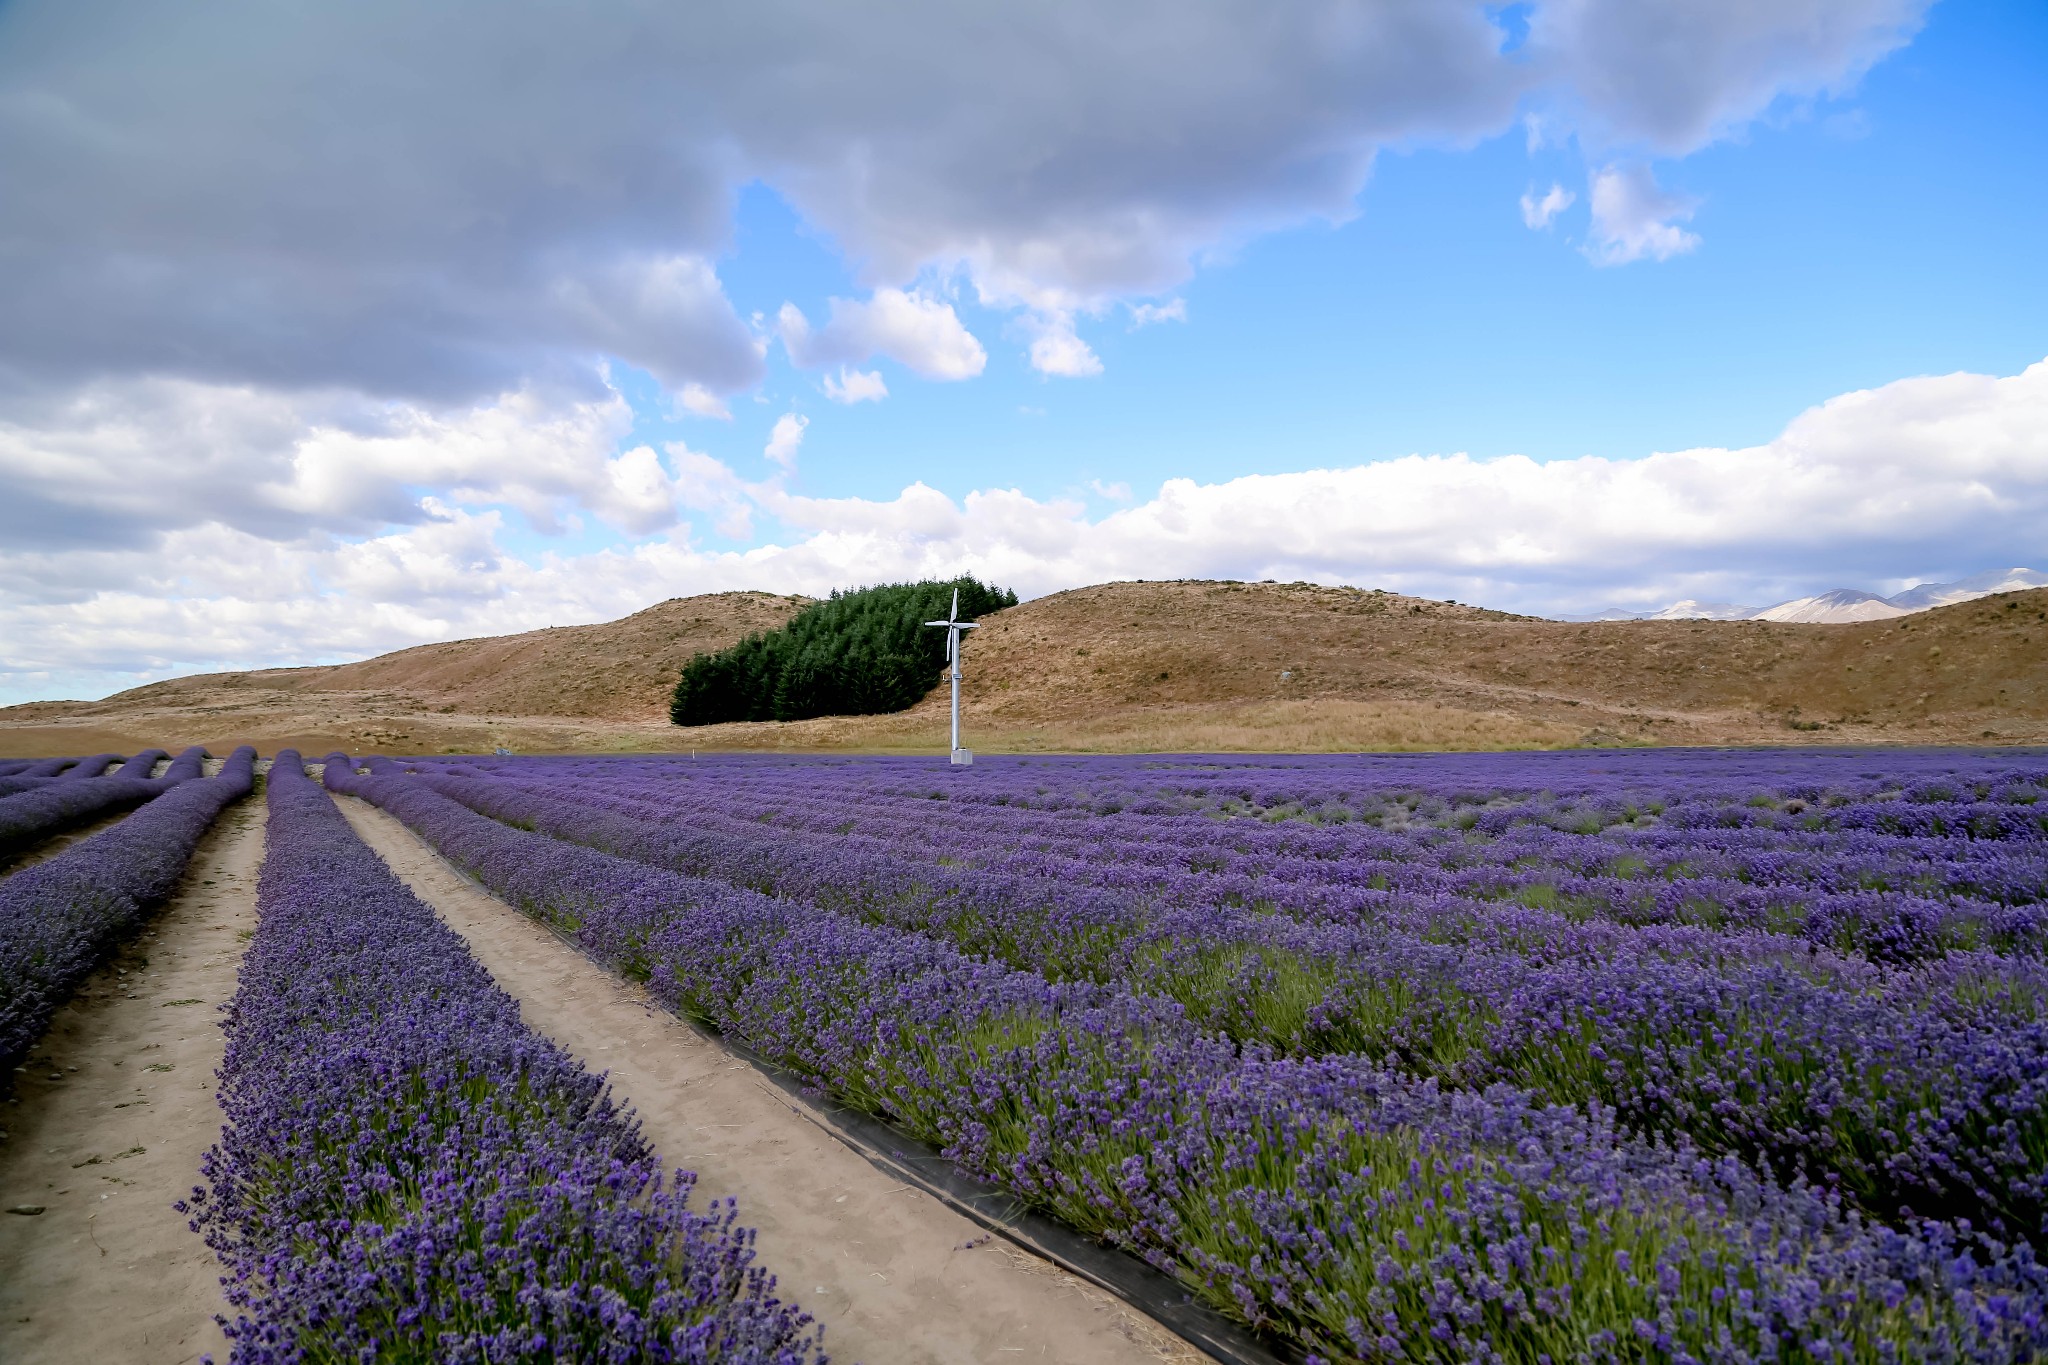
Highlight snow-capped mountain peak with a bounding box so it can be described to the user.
[1885,567,2048,611]
[1578,568,2045,624]
[1752,590,1907,624]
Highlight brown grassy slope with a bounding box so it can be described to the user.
[125,590,807,720]
[0,591,807,756]
[2,579,2044,757]
[940,579,2048,740]
[684,578,2043,753]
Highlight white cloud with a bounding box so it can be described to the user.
[760,355,2048,610]
[763,412,808,471]
[1585,165,1701,265]
[821,367,888,404]
[778,290,986,380]
[541,255,765,395]
[670,351,2048,598]
[1087,479,1133,501]
[668,442,757,539]
[1129,299,1187,329]
[0,378,645,555]
[590,445,687,536]
[0,0,1968,700]
[1530,0,1928,154]
[677,384,733,420]
[1024,316,1104,379]
[0,0,1929,404]
[12,354,2045,702]
[1519,183,1575,230]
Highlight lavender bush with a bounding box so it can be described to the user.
[186,753,824,1365]
[0,747,211,856]
[54,751,123,779]
[330,753,2048,1363]
[114,747,171,778]
[396,757,2048,1236]
[13,755,84,778]
[0,746,254,1074]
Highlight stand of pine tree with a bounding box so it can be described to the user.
[669,578,1016,726]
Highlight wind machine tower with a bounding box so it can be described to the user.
[924,588,978,766]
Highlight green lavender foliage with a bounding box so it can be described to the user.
[670,578,1016,726]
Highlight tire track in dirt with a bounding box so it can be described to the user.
[0,798,262,1365]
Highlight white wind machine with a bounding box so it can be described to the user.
[924,588,978,766]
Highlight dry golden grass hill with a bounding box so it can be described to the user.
[4,579,2045,756]
[0,591,809,757]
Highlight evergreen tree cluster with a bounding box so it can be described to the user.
[669,577,1017,726]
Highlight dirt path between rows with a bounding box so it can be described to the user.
[334,793,1202,1365]
[0,798,262,1365]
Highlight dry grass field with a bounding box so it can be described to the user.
[4,580,2045,756]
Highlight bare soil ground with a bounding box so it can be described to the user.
[0,798,261,1365]
[333,794,1201,1365]
[3,581,2044,756]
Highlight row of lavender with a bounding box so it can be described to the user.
[387,752,2048,1240]
[185,754,825,1364]
[0,746,208,853]
[0,753,142,783]
[418,757,2046,969]
[468,751,2048,953]
[0,749,188,792]
[331,751,2048,1362]
[0,746,250,1073]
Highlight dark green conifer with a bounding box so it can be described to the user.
[670,577,1016,725]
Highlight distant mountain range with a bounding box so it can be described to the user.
[1579,567,2048,624]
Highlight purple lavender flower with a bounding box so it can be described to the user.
[392,754,2048,1238]
[189,753,825,1364]
[0,746,253,1074]
[329,750,2048,1363]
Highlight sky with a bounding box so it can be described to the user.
[1,0,2044,703]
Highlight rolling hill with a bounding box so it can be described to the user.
[2,580,2044,756]
[0,591,810,756]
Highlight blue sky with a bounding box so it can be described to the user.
[1,0,2044,701]
[638,0,2045,517]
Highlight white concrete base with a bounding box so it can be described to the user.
[950,748,974,766]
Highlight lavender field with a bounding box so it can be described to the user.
[0,745,249,1071]
[324,746,2048,1363]
[186,755,824,1364]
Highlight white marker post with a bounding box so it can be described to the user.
[924,588,979,766]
